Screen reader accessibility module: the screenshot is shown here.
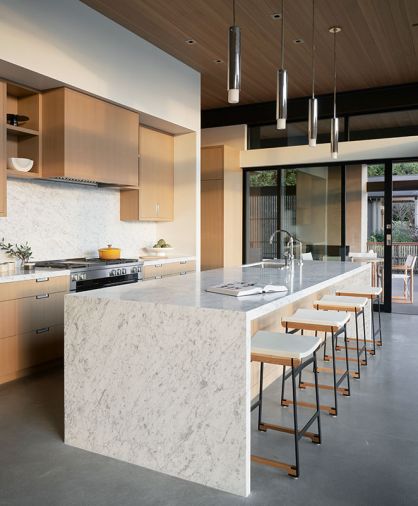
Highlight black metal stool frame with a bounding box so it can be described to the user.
[251,350,321,478]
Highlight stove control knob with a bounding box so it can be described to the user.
[110,270,116,277]
[71,274,79,282]
[117,268,122,276]
[122,268,126,275]
[131,266,138,274]
[81,273,87,280]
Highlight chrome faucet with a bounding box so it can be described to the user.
[269,229,303,266]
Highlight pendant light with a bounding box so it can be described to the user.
[329,26,341,159]
[276,0,287,129]
[308,0,318,147]
[227,0,241,104]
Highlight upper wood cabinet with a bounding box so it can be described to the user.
[42,88,139,185]
[120,125,174,221]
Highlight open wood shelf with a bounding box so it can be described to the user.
[6,124,39,137]
[6,169,41,179]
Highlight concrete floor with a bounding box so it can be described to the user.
[1,313,418,506]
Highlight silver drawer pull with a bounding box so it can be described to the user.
[180,271,187,275]
[36,294,50,299]
[36,277,50,283]
[155,275,162,279]
[180,261,187,264]
[155,264,162,268]
[36,327,50,334]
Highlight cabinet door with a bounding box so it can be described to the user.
[65,89,139,185]
[139,126,173,221]
[201,146,224,181]
[201,179,224,270]
[0,81,6,216]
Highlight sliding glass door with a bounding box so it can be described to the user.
[244,165,343,263]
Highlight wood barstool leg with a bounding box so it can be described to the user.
[291,360,300,478]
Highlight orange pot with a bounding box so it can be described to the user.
[98,244,121,260]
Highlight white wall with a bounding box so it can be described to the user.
[0,0,200,131]
[156,132,199,261]
[241,136,418,168]
[202,125,247,151]
[0,180,155,261]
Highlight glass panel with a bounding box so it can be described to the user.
[350,110,418,141]
[391,162,418,314]
[249,119,345,149]
[277,166,342,261]
[244,170,278,263]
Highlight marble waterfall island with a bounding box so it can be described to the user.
[64,261,371,497]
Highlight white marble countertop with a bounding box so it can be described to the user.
[0,268,70,283]
[141,255,196,266]
[71,261,370,319]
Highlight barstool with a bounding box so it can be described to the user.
[313,295,368,379]
[251,331,322,478]
[335,287,383,354]
[281,308,351,416]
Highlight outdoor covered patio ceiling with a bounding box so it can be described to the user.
[82,0,418,110]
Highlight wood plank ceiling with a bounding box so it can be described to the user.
[82,0,418,110]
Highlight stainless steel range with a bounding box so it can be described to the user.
[34,258,143,292]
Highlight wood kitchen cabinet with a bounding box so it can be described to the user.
[201,145,242,271]
[42,88,139,185]
[120,125,174,221]
[0,275,69,385]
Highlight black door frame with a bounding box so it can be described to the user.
[242,156,418,313]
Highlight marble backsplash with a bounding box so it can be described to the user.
[0,179,156,261]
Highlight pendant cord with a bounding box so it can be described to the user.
[333,29,337,118]
[281,0,285,69]
[311,0,315,98]
[233,0,236,26]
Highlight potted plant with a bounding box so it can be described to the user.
[0,238,33,269]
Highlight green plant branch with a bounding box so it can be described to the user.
[0,238,32,262]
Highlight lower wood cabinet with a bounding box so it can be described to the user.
[143,260,195,280]
[0,275,69,385]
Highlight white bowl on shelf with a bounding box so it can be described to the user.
[7,157,34,172]
[145,247,174,257]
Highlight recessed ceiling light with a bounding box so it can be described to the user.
[293,38,304,44]
[271,13,282,20]
[213,59,224,64]
[185,39,196,45]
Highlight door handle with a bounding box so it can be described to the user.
[386,234,392,246]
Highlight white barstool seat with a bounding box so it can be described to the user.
[251,331,322,478]
[252,331,321,361]
[282,308,350,332]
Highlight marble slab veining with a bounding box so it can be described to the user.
[65,296,249,496]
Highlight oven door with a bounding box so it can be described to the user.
[74,273,139,292]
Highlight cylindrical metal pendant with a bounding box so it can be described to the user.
[276,68,288,129]
[228,25,241,104]
[331,117,339,159]
[308,97,318,147]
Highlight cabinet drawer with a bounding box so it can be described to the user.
[0,299,17,338]
[18,324,64,370]
[143,264,164,280]
[162,260,196,277]
[0,275,69,302]
[16,291,65,334]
